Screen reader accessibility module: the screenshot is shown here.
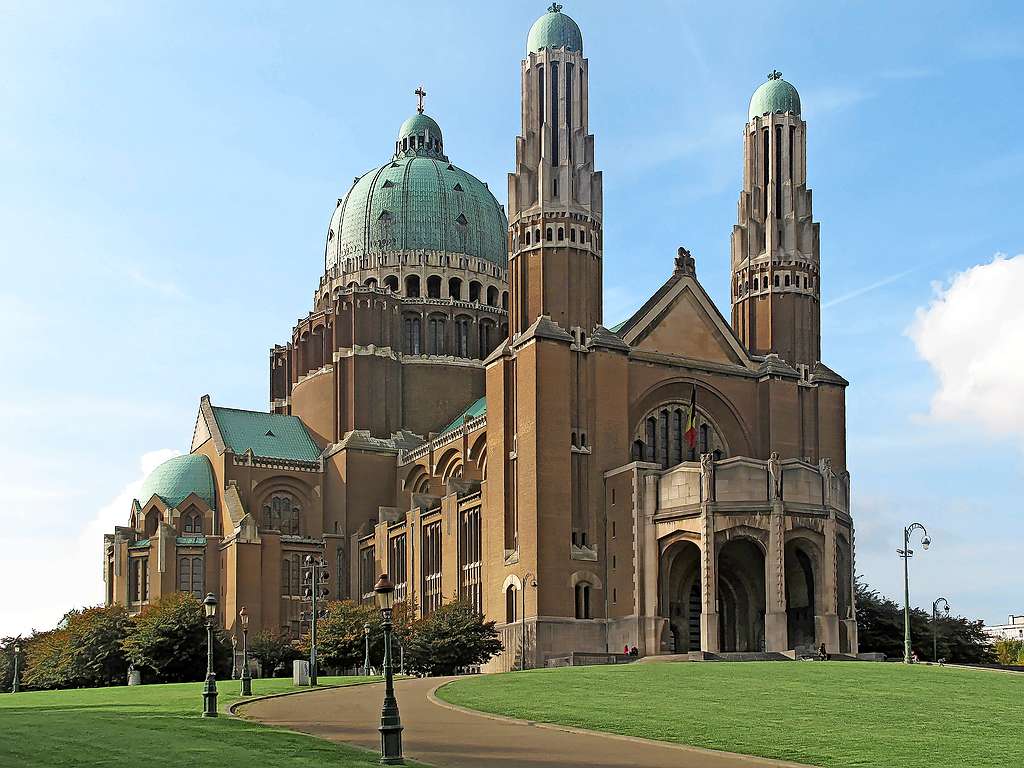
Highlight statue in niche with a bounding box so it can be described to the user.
[768,451,782,501]
[819,457,835,506]
[700,452,715,502]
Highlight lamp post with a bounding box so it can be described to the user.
[520,572,537,671]
[239,606,252,696]
[230,635,238,679]
[897,523,931,664]
[202,593,218,717]
[303,555,330,687]
[932,597,950,663]
[363,622,371,677]
[11,642,21,693]
[374,573,404,765]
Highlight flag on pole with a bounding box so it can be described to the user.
[684,385,698,450]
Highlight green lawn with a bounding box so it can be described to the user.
[438,661,1024,768]
[0,676,418,768]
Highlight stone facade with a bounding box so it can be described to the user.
[103,6,856,668]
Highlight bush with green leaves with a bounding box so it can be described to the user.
[18,605,131,690]
[403,599,502,676]
[993,637,1024,665]
[248,630,300,677]
[121,592,229,682]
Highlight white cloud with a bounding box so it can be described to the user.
[907,254,1024,440]
[0,448,178,637]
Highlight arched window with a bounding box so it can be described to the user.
[405,275,421,297]
[505,585,516,624]
[448,277,462,300]
[479,322,493,358]
[486,285,499,307]
[383,275,399,292]
[427,275,442,299]
[455,317,470,358]
[574,583,592,619]
[281,554,301,597]
[570,228,576,243]
[404,316,421,355]
[177,555,204,597]
[144,509,160,537]
[428,315,446,355]
[546,227,553,242]
[534,229,540,243]
[364,277,378,288]
[525,230,531,245]
[469,281,482,303]
[262,495,300,535]
[501,291,509,311]
[557,227,564,241]
[774,274,780,287]
[785,274,791,287]
[182,510,203,535]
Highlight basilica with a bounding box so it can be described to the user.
[103,4,857,669]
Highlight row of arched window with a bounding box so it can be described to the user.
[503,581,596,623]
[517,224,596,250]
[403,314,502,358]
[632,407,724,469]
[262,495,300,536]
[736,272,815,293]
[140,506,205,537]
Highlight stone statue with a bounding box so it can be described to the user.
[675,246,696,276]
[768,451,782,500]
[700,452,715,502]
[819,457,835,507]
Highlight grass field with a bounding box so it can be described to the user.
[0,676,419,768]
[438,661,1024,768]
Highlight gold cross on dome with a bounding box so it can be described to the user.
[548,3,563,13]
[415,85,427,114]
[768,69,783,80]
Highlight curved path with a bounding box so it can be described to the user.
[239,677,808,768]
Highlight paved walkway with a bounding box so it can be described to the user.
[239,677,809,768]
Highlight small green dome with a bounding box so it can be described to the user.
[138,454,216,510]
[748,71,801,122]
[527,4,582,54]
[398,113,442,145]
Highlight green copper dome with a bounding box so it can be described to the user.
[527,4,582,54]
[398,113,442,145]
[326,113,508,271]
[748,71,801,122]
[137,454,216,510]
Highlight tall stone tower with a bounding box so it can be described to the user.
[486,5,628,667]
[730,71,820,369]
[507,2,603,336]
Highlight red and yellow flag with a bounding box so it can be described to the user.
[684,385,698,450]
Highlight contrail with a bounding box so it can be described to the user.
[822,268,915,309]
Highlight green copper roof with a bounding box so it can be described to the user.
[609,319,627,333]
[211,406,321,462]
[326,135,508,271]
[527,5,583,54]
[749,71,801,122]
[137,454,216,510]
[176,536,207,547]
[398,113,442,145]
[440,396,487,435]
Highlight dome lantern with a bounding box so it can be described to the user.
[748,70,801,122]
[527,3,583,55]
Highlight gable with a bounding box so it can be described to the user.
[624,280,750,366]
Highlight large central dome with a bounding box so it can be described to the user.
[325,112,508,272]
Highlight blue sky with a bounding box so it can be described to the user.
[1,1,1021,637]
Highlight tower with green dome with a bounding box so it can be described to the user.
[731,70,821,369]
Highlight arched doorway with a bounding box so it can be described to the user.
[661,540,702,653]
[785,539,819,653]
[717,538,766,652]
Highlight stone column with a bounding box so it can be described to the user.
[764,498,788,652]
[699,505,719,652]
[818,515,841,654]
[640,473,660,655]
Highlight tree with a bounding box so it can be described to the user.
[403,600,502,676]
[121,592,226,682]
[306,600,380,671]
[855,577,995,663]
[19,605,130,690]
[0,636,21,692]
[994,638,1024,666]
[249,631,300,677]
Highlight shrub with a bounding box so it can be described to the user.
[994,638,1024,666]
[248,630,300,677]
[20,605,130,690]
[122,592,228,682]
[403,600,502,676]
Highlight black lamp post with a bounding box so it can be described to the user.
[239,606,252,696]
[363,622,371,677]
[932,597,950,663]
[374,573,403,765]
[202,592,219,717]
[897,522,930,664]
[11,642,21,693]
